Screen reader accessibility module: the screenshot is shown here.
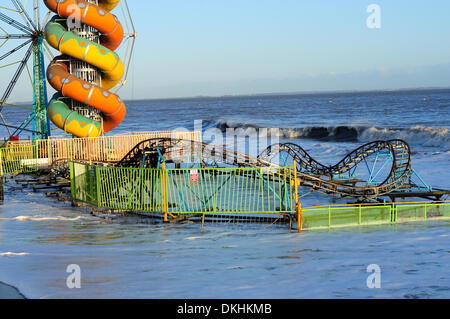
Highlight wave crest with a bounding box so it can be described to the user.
[206,119,449,148]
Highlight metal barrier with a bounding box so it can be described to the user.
[70,161,450,228]
[0,131,201,176]
[0,144,40,175]
[70,161,296,218]
[300,201,450,231]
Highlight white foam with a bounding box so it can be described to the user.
[0,252,30,257]
[227,265,244,270]
[360,126,450,149]
[184,237,202,241]
[0,216,84,222]
[212,119,450,149]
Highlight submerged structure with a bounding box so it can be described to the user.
[69,136,450,230]
[2,133,447,232]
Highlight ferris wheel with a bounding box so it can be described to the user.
[0,0,135,141]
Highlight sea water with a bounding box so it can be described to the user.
[0,89,449,298]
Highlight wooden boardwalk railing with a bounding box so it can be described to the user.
[0,131,201,175]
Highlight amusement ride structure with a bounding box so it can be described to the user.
[0,0,135,140]
[111,137,447,202]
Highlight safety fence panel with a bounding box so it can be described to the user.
[70,162,98,204]
[395,201,450,222]
[301,205,392,230]
[96,166,164,212]
[301,201,450,230]
[165,167,295,215]
[70,162,295,216]
[0,144,39,175]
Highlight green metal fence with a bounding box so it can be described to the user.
[300,201,450,230]
[0,144,40,175]
[70,162,296,216]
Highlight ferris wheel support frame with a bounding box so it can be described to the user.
[0,0,50,141]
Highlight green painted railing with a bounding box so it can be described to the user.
[70,162,296,216]
[0,144,40,175]
[70,162,450,228]
[300,201,450,230]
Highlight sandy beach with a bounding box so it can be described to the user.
[0,282,25,299]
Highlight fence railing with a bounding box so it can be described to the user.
[0,144,40,175]
[0,131,201,176]
[70,161,296,217]
[39,130,201,163]
[300,201,450,230]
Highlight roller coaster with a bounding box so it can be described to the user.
[258,140,413,199]
[114,137,275,169]
[113,137,448,202]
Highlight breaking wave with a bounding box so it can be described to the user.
[359,126,450,148]
[205,120,449,149]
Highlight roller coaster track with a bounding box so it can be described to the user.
[115,138,412,199]
[114,138,276,168]
[115,138,180,168]
[259,139,412,199]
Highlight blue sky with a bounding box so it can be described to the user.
[2,0,450,101]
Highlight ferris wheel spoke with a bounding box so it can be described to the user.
[0,34,32,39]
[0,120,40,134]
[0,38,32,62]
[40,9,52,30]
[10,0,38,32]
[0,12,32,34]
[0,42,33,114]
